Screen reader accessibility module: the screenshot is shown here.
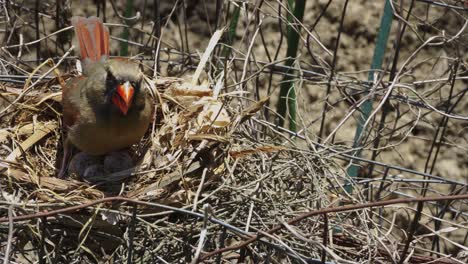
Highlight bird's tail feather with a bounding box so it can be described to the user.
[71,16,109,62]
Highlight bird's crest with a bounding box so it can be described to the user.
[71,16,109,63]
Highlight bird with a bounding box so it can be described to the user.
[59,16,152,178]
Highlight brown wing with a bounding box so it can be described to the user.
[62,76,84,128]
[71,16,109,62]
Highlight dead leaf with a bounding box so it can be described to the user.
[35,91,62,105]
[230,145,284,159]
[169,82,212,97]
[192,28,225,85]
[188,134,229,143]
[240,97,269,123]
[196,99,230,129]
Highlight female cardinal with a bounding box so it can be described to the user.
[59,16,152,177]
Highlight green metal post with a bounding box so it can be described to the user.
[346,0,394,193]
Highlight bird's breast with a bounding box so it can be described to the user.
[68,106,151,155]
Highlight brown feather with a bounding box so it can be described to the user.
[71,16,109,62]
[62,76,84,128]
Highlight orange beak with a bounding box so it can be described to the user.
[112,81,134,115]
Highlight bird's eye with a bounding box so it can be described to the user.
[106,72,117,87]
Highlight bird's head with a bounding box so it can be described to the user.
[104,60,143,115]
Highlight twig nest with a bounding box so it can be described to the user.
[68,152,102,177]
[104,151,134,173]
